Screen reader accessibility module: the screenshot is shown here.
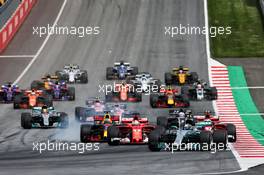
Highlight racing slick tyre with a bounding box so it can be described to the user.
[209,87,218,100]
[31,80,43,90]
[213,130,227,149]
[190,72,198,83]
[106,67,114,80]
[153,79,162,93]
[200,131,213,151]
[226,124,236,142]
[165,72,172,85]
[107,125,120,146]
[0,92,4,102]
[75,107,86,121]
[131,67,139,75]
[157,116,168,127]
[60,113,69,128]
[80,124,92,143]
[148,130,162,152]
[55,71,67,81]
[68,87,75,101]
[21,113,32,129]
[13,94,22,109]
[150,94,159,108]
[80,70,88,83]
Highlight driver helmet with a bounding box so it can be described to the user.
[132,115,140,125]
[121,81,126,86]
[133,120,140,125]
[31,89,36,95]
[166,86,173,94]
[179,109,185,118]
[7,82,12,88]
[103,112,112,124]
[46,74,51,81]
[120,61,125,65]
[184,123,192,130]
[42,105,48,113]
[204,110,211,119]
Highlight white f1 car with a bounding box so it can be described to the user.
[182,81,217,101]
[130,73,162,93]
[55,64,88,83]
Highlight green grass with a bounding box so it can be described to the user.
[208,0,264,57]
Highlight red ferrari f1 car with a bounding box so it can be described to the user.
[107,112,156,145]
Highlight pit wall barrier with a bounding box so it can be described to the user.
[0,0,36,53]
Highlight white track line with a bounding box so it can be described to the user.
[0,55,35,58]
[240,113,264,116]
[231,87,264,89]
[13,0,68,85]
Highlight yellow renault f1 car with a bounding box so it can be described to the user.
[164,66,198,85]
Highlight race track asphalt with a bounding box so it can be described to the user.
[0,0,241,174]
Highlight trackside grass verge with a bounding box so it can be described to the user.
[208,0,264,57]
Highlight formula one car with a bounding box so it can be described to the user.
[14,90,53,109]
[148,110,236,151]
[107,112,156,145]
[150,86,190,108]
[21,106,69,129]
[165,66,198,85]
[106,61,138,80]
[105,82,142,102]
[194,110,236,142]
[46,81,75,101]
[55,64,88,83]
[182,81,217,100]
[85,97,106,111]
[0,82,21,103]
[80,111,121,142]
[129,72,162,93]
[31,74,59,90]
[75,97,127,121]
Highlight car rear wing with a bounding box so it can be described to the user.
[114,62,130,66]
[42,75,59,80]
[169,109,192,115]
[160,87,180,94]
[105,103,127,110]
[24,90,43,95]
[121,117,148,123]
[85,98,105,106]
[94,115,120,121]
[114,83,134,92]
[135,73,152,78]
[194,115,219,121]
[172,67,189,71]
